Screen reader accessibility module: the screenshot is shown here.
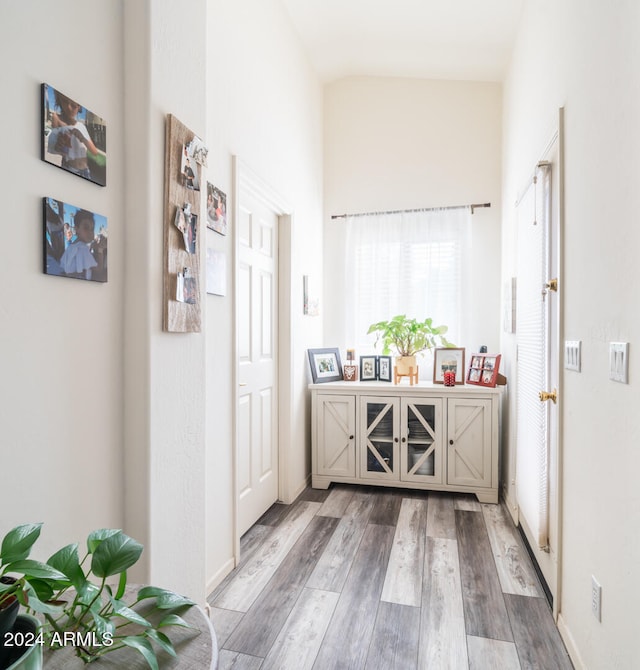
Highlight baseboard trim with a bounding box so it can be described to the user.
[557,613,585,669]
[206,557,235,598]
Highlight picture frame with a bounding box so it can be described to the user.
[41,83,107,187]
[433,347,466,385]
[206,182,227,235]
[360,355,377,381]
[466,353,502,387]
[43,197,108,282]
[377,356,392,382]
[308,348,343,384]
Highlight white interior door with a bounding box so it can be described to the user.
[515,130,561,606]
[237,183,279,536]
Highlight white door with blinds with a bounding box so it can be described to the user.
[515,133,561,604]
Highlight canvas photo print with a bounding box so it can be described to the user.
[44,197,108,282]
[42,83,107,186]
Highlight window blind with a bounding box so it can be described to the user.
[344,208,471,357]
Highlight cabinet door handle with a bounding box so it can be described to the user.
[394,437,399,443]
[349,435,354,440]
[401,437,406,443]
[449,439,454,445]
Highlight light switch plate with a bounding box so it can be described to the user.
[565,341,581,372]
[609,342,629,383]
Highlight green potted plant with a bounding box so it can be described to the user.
[1,523,67,669]
[367,314,453,380]
[1,523,195,669]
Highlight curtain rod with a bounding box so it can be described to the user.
[331,202,491,219]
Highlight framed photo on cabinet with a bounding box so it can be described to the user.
[308,348,343,383]
[466,353,502,387]
[360,355,377,381]
[433,347,465,384]
[377,356,392,382]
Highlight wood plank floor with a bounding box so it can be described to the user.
[209,485,573,670]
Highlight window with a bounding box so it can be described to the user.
[345,208,471,356]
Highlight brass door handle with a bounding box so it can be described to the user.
[239,382,247,387]
[544,278,558,292]
[539,389,557,403]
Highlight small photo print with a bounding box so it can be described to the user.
[468,368,481,383]
[44,197,107,282]
[42,84,107,187]
[187,135,208,166]
[484,356,497,371]
[176,267,197,304]
[206,182,227,235]
[174,205,197,254]
[482,370,494,384]
[471,355,484,369]
[180,144,200,191]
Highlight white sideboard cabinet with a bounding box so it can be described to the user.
[310,381,502,503]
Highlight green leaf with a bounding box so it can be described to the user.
[1,523,43,564]
[78,580,102,611]
[25,577,56,602]
[92,612,116,641]
[156,592,196,610]
[87,529,121,554]
[157,614,194,629]
[91,532,143,578]
[147,629,177,657]
[121,636,159,670]
[115,570,127,600]
[136,586,168,601]
[136,586,195,609]
[21,583,63,615]
[47,543,86,591]
[6,559,66,581]
[111,598,152,627]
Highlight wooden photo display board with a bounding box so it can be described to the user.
[163,114,202,332]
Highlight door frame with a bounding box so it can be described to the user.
[232,156,293,563]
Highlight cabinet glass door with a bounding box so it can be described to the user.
[402,399,442,483]
[360,398,399,480]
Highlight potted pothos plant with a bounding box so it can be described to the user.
[0,523,195,670]
[367,314,453,379]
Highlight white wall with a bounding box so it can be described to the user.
[123,0,209,601]
[0,0,323,605]
[324,77,503,358]
[203,0,323,590]
[502,1,640,667]
[0,1,125,557]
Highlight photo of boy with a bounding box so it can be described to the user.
[42,84,107,186]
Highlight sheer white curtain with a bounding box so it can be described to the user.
[344,207,472,359]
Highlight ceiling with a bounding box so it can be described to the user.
[280,0,525,83]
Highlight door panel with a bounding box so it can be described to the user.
[237,187,278,536]
[360,397,399,481]
[447,398,492,488]
[317,395,356,477]
[401,399,443,483]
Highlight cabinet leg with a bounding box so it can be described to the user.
[475,491,499,504]
[311,477,331,490]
